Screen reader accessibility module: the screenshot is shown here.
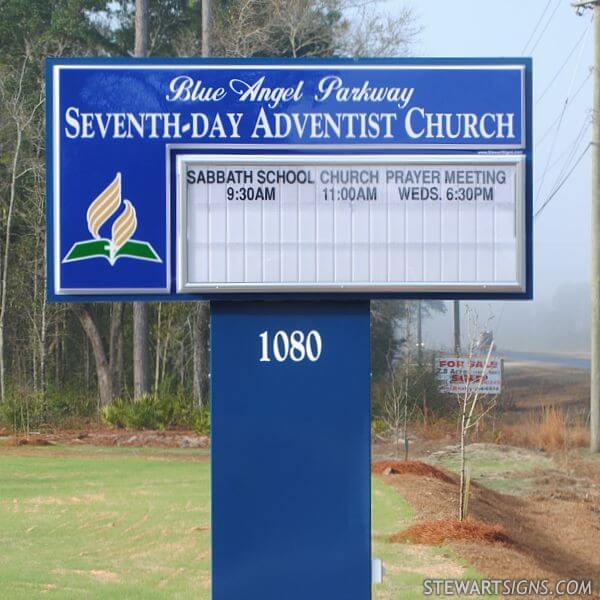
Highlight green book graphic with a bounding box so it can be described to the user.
[63,239,161,265]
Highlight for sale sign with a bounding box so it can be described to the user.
[437,357,502,395]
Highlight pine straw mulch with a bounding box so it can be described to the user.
[376,467,600,593]
[371,459,454,483]
[389,517,513,546]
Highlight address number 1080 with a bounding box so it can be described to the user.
[259,330,322,363]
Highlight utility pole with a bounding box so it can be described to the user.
[135,0,148,57]
[202,0,211,57]
[417,301,423,365]
[192,0,212,408]
[573,0,600,452]
[133,0,150,400]
[453,300,461,356]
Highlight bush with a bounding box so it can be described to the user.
[192,408,210,436]
[103,393,210,433]
[371,353,448,424]
[496,405,588,452]
[371,418,387,437]
[0,387,97,431]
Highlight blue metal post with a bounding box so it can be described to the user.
[211,301,371,600]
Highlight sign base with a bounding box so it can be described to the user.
[211,301,371,600]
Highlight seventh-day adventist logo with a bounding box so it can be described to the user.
[63,173,161,266]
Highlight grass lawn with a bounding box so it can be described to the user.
[426,443,554,495]
[0,445,477,598]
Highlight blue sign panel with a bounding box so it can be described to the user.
[211,301,371,600]
[47,58,532,300]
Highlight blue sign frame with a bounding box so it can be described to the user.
[46,57,533,302]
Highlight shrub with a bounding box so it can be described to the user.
[371,418,387,437]
[497,405,588,452]
[192,409,210,436]
[0,387,97,432]
[103,393,210,432]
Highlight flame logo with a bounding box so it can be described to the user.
[110,200,137,264]
[85,173,138,264]
[87,172,122,239]
[62,172,161,267]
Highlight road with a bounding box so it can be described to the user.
[501,350,590,371]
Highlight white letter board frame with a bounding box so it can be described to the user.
[176,154,526,296]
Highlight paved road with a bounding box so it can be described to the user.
[501,350,590,371]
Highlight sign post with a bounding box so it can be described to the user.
[47,58,532,599]
[211,301,371,599]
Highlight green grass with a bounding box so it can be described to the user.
[0,447,211,598]
[578,448,600,463]
[426,443,554,494]
[0,445,483,598]
[371,478,490,600]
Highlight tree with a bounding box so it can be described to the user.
[132,0,151,401]
[383,304,417,459]
[0,0,421,425]
[76,306,114,407]
[454,308,498,521]
[0,1,129,410]
[371,300,445,384]
[0,54,45,402]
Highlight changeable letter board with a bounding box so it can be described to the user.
[178,155,526,293]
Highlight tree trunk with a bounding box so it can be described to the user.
[0,126,22,402]
[54,318,61,387]
[39,246,47,395]
[403,401,409,461]
[179,336,185,389]
[109,303,124,398]
[154,302,162,396]
[132,0,151,402]
[133,302,150,399]
[32,235,39,392]
[193,302,210,409]
[202,0,211,57]
[135,0,148,57]
[77,307,113,408]
[84,332,90,392]
[159,308,173,389]
[459,411,467,521]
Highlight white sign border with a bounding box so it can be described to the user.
[50,62,527,296]
[176,153,527,294]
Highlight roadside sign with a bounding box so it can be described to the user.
[46,57,531,600]
[46,58,532,300]
[437,356,502,395]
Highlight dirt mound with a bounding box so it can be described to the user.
[390,518,513,546]
[372,460,454,483]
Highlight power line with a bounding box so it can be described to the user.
[535,114,591,184]
[536,30,590,201]
[536,70,593,146]
[522,0,554,54]
[548,115,591,189]
[527,0,562,54]
[536,20,591,104]
[534,142,592,218]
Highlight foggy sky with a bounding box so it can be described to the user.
[382,0,592,354]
